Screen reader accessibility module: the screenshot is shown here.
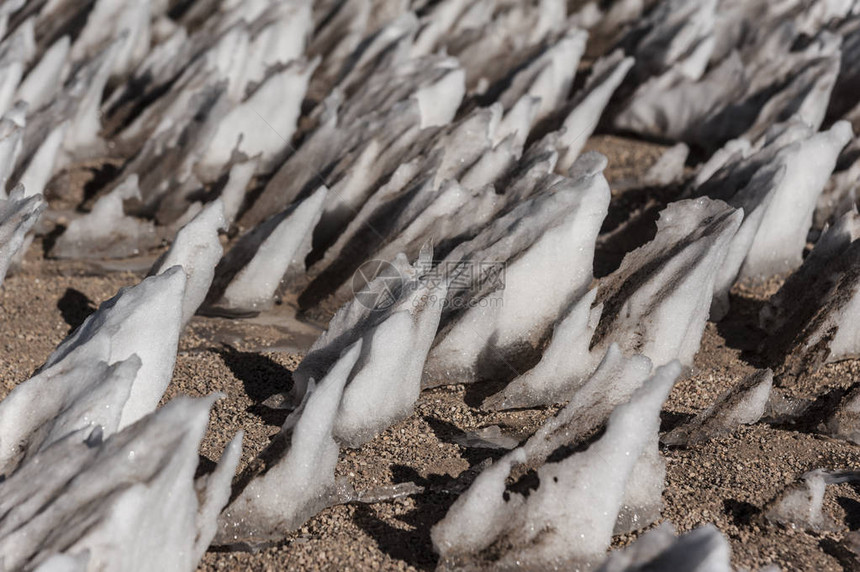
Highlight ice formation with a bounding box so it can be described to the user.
[217,342,361,545]
[481,288,604,409]
[553,51,634,172]
[0,184,43,285]
[758,209,860,375]
[41,268,186,429]
[663,369,773,446]
[764,469,860,531]
[205,187,327,316]
[51,175,158,260]
[422,153,611,387]
[149,200,225,326]
[590,198,741,367]
[597,523,733,572]
[693,120,853,316]
[288,247,446,446]
[611,0,848,150]
[0,395,240,571]
[0,350,139,476]
[333,257,446,447]
[197,58,317,178]
[431,362,681,570]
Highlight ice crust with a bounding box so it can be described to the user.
[432,362,681,570]
[217,343,361,545]
[41,268,186,429]
[422,153,611,387]
[0,185,43,285]
[149,200,225,326]
[591,198,742,367]
[51,175,158,260]
[0,396,240,571]
[206,187,327,315]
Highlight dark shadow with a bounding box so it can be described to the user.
[82,161,122,205]
[723,498,759,527]
[714,293,772,369]
[820,537,860,572]
[594,182,685,279]
[659,410,693,434]
[194,454,218,480]
[351,495,443,571]
[350,462,494,570]
[42,224,66,257]
[839,497,860,530]
[217,347,294,403]
[461,334,544,408]
[57,288,96,334]
[594,203,661,278]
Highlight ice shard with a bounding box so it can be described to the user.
[0,349,139,476]
[205,186,327,316]
[41,268,186,429]
[0,185,43,285]
[217,342,361,546]
[0,396,240,572]
[590,198,741,367]
[423,153,611,387]
[149,200,226,326]
[51,175,158,260]
[431,362,680,570]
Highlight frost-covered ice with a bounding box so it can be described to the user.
[431,362,680,570]
[51,175,158,260]
[198,58,317,178]
[3,0,860,567]
[333,251,446,446]
[217,342,361,545]
[482,289,603,410]
[554,51,634,172]
[693,121,852,317]
[0,395,240,572]
[41,268,186,429]
[290,247,445,446]
[663,369,773,447]
[503,345,653,453]
[0,102,24,197]
[0,345,138,476]
[590,198,741,367]
[0,184,43,285]
[423,153,611,387]
[643,143,689,187]
[597,523,733,572]
[757,209,860,375]
[149,200,225,326]
[735,122,850,280]
[205,187,327,316]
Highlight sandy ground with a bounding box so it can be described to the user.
[3,135,860,571]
